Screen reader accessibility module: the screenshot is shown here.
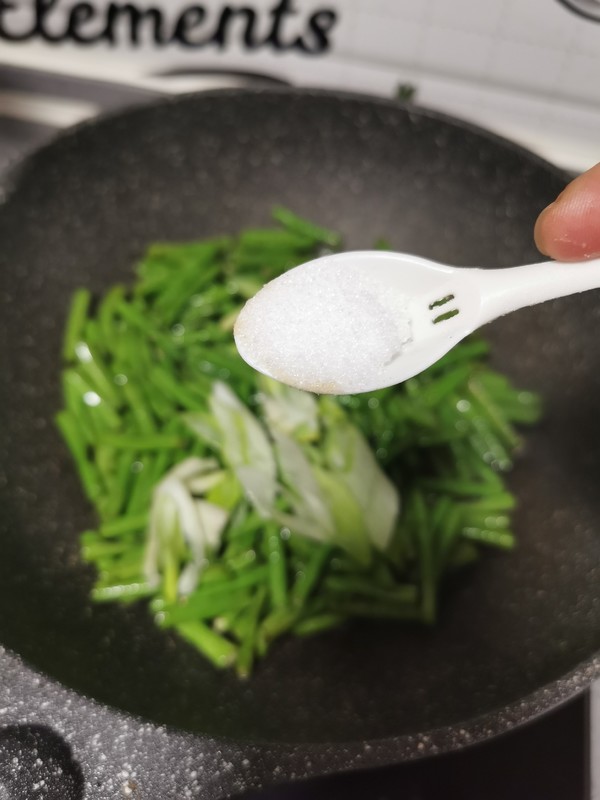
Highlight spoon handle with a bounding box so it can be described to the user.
[478,258,600,325]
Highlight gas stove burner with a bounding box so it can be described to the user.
[557,0,600,21]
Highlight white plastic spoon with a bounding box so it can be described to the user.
[234,250,600,395]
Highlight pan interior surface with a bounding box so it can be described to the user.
[0,91,598,745]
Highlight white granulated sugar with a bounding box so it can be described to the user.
[234,259,412,394]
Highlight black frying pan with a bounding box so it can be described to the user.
[0,89,598,799]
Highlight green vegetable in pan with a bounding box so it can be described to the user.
[58,209,541,677]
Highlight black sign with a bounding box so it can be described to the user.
[0,0,338,53]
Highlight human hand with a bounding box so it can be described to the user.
[534,162,600,261]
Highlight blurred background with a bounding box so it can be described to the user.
[0,0,598,797]
[1,0,600,175]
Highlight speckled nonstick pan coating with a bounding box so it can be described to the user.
[0,89,598,798]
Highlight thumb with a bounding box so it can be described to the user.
[534,162,600,261]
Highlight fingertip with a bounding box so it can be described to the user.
[533,200,586,262]
[534,163,600,261]
[533,203,554,257]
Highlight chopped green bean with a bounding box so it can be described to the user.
[55,411,102,502]
[159,589,252,625]
[272,206,341,248]
[257,608,298,655]
[462,527,516,549]
[174,621,238,668]
[292,544,332,607]
[62,288,92,361]
[96,433,184,450]
[92,582,154,602]
[412,491,436,624]
[99,513,149,537]
[57,209,540,676]
[236,588,267,678]
[266,528,288,609]
[323,575,418,605]
[293,613,346,637]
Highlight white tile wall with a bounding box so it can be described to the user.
[3,0,600,105]
[556,52,600,103]
[497,0,577,49]
[428,0,505,35]
[487,39,566,92]
[1,0,600,170]
[370,0,430,24]
[335,0,600,107]
[349,12,423,63]
[420,27,494,77]
[578,20,600,56]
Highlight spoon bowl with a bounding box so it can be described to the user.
[234,250,600,394]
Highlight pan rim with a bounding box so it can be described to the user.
[0,638,597,756]
[0,85,570,200]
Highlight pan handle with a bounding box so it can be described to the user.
[0,646,362,799]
